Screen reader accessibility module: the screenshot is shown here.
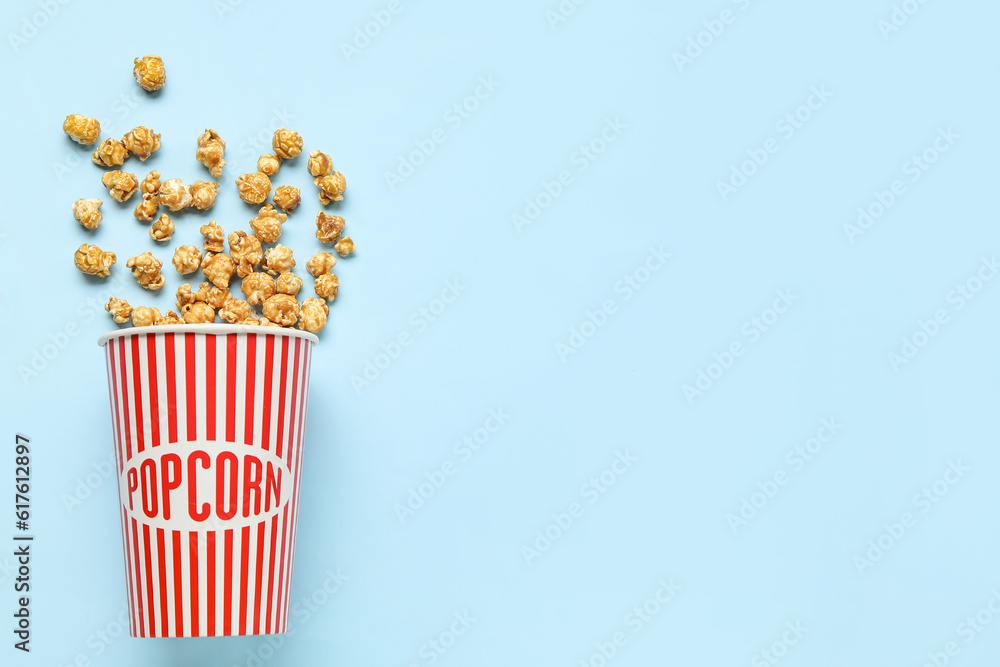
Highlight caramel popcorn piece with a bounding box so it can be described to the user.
[158,178,192,211]
[72,198,103,230]
[272,185,301,213]
[101,170,139,202]
[195,282,232,309]
[257,153,280,176]
[126,251,165,290]
[262,244,295,276]
[307,150,332,177]
[150,213,174,241]
[241,272,275,306]
[258,317,282,327]
[122,126,161,161]
[314,272,339,301]
[133,55,165,92]
[104,296,133,324]
[201,252,235,288]
[156,310,184,326]
[228,230,263,277]
[189,180,218,210]
[63,114,101,145]
[236,172,272,204]
[196,129,226,178]
[219,297,252,324]
[133,193,159,222]
[200,220,225,252]
[181,302,215,324]
[248,203,286,243]
[176,283,197,309]
[131,306,161,327]
[140,170,161,196]
[298,297,329,333]
[276,271,302,297]
[240,316,262,326]
[271,129,303,160]
[315,212,344,244]
[74,243,116,277]
[334,236,356,258]
[172,245,202,274]
[263,294,300,327]
[306,251,336,276]
[92,138,129,167]
[315,171,346,205]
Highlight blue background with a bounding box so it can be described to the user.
[1,0,998,665]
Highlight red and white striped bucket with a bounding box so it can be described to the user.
[97,324,318,637]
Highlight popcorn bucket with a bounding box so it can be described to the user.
[97,324,318,637]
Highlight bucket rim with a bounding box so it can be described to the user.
[98,323,320,347]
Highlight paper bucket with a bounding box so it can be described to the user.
[97,324,318,637]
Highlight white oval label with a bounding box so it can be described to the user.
[119,441,291,531]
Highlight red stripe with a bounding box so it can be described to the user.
[224,530,234,635]
[165,333,177,443]
[275,337,289,459]
[287,339,301,469]
[131,518,145,636]
[284,344,312,625]
[131,336,145,453]
[273,505,289,632]
[206,532,216,636]
[107,341,124,472]
[206,335,217,440]
[185,333,197,442]
[264,513,279,632]
[146,335,160,447]
[239,525,250,635]
[226,334,237,442]
[188,532,199,637]
[277,338,302,625]
[244,334,257,446]
[172,531,183,635]
[118,338,132,462]
[142,523,155,636]
[120,506,137,635]
[261,336,275,451]
[156,528,168,634]
[253,521,266,633]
